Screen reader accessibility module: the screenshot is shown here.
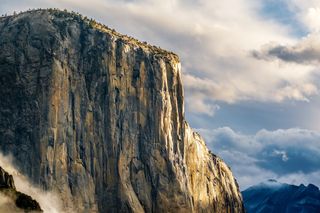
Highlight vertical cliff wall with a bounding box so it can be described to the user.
[0,9,244,212]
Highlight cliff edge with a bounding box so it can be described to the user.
[0,9,244,212]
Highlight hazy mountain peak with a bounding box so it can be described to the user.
[243,181,320,213]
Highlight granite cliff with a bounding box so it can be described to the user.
[0,9,244,212]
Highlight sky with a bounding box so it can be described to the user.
[1,0,320,190]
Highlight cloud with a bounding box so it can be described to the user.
[252,33,320,65]
[185,92,220,116]
[304,7,320,32]
[272,150,289,162]
[286,1,320,33]
[197,127,320,189]
[250,2,320,65]
[1,0,319,116]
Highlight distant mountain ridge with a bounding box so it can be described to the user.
[242,180,320,213]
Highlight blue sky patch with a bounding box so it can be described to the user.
[259,0,308,37]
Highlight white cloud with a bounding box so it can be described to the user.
[272,150,289,162]
[305,7,320,32]
[289,0,320,32]
[197,127,320,189]
[277,171,320,186]
[185,92,220,116]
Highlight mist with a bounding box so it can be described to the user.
[0,153,65,213]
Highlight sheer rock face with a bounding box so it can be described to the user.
[0,9,244,213]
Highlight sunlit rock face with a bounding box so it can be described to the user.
[0,9,244,212]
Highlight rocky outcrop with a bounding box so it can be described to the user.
[0,166,42,212]
[0,9,244,212]
[0,166,15,189]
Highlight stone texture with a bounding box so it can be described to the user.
[0,9,244,212]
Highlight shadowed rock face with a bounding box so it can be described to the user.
[0,167,42,212]
[0,9,244,212]
[0,167,15,189]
